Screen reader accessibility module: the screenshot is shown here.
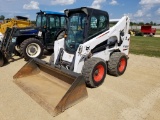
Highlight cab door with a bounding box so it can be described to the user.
[45,16,66,45]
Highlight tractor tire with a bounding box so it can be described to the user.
[47,49,54,53]
[82,57,107,88]
[20,38,44,61]
[14,48,20,56]
[108,52,127,76]
[0,51,5,67]
[0,50,8,67]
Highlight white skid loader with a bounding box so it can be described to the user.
[13,7,130,116]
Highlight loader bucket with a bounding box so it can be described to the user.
[13,58,88,116]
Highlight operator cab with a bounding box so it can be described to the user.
[64,7,109,54]
[36,11,66,45]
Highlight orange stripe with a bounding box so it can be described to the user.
[97,31,109,39]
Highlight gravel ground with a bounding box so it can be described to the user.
[0,54,160,120]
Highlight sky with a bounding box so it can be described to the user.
[0,0,160,24]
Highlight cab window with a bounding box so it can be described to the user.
[88,14,108,40]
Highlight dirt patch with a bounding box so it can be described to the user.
[0,54,160,120]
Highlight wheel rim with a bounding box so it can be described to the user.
[93,64,105,82]
[26,43,41,58]
[118,58,126,72]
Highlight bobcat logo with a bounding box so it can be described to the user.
[86,46,90,51]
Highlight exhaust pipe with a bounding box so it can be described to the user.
[13,58,88,116]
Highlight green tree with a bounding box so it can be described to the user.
[150,21,153,25]
[138,22,144,25]
[153,23,157,26]
[0,15,5,20]
[130,22,133,26]
[31,20,36,25]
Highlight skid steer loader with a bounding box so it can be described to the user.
[14,7,130,116]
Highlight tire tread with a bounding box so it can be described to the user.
[20,38,44,61]
[108,52,127,76]
[82,57,106,88]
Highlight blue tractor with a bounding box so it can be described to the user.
[0,11,66,66]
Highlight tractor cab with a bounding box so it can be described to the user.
[36,11,66,46]
[64,7,109,54]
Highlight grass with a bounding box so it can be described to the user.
[130,36,160,57]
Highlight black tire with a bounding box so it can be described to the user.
[47,49,54,53]
[108,52,127,76]
[82,57,107,88]
[0,50,8,67]
[20,38,44,61]
[0,51,5,67]
[14,47,20,56]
